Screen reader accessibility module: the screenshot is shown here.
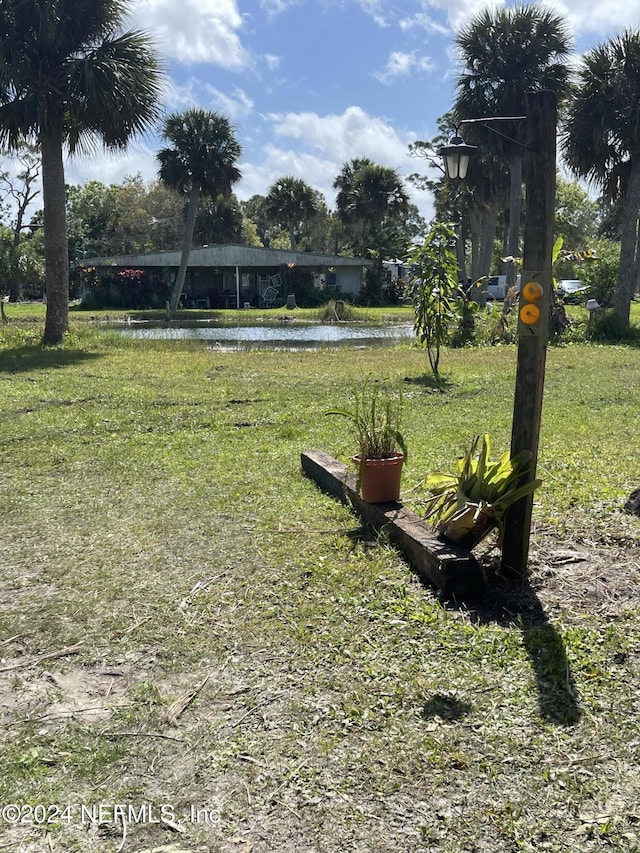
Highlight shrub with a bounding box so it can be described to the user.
[316,300,356,321]
[578,240,619,307]
[586,308,640,343]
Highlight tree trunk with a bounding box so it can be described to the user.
[456,219,467,284]
[506,153,523,288]
[169,186,200,314]
[289,222,297,251]
[41,130,69,345]
[480,200,499,278]
[613,157,640,325]
[470,200,499,283]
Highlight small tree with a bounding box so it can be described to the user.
[407,222,459,378]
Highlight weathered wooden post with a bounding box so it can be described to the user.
[500,90,557,575]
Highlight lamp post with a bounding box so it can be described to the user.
[439,132,477,281]
[438,132,478,182]
[441,92,557,576]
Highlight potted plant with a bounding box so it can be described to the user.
[422,434,541,549]
[326,381,408,503]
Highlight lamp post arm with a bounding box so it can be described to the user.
[459,116,531,151]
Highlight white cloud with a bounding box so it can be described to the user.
[238,144,338,200]
[546,0,640,37]
[164,79,254,120]
[239,106,434,220]
[356,0,389,27]
[399,12,450,35]
[263,54,281,71]
[130,0,250,69]
[65,143,160,189]
[421,0,640,37]
[265,105,412,163]
[423,0,504,30]
[260,0,300,15]
[373,51,436,83]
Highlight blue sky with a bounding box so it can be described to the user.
[16,0,640,222]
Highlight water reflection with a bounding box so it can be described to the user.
[116,322,414,350]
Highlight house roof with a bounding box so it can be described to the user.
[81,243,372,269]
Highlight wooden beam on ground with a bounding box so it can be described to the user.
[301,450,486,597]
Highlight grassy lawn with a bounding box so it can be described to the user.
[0,313,639,852]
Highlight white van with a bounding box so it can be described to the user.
[487,274,521,300]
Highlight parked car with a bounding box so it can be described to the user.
[556,279,588,303]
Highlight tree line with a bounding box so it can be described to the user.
[1,0,639,340]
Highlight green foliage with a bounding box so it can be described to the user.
[554,176,599,255]
[575,238,620,307]
[80,268,169,310]
[422,434,542,546]
[316,299,357,321]
[407,222,459,376]
[265,176,318,251]
[450,288,484,347]
[586,308,640,343]
[382,275,408,306]
[289,267,333,307]
[326,381,407,490]
[193,193,243,245]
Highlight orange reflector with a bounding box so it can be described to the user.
[520,303,541,325]
[522,281,543,301]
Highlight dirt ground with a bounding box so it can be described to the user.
[1,519,639,853]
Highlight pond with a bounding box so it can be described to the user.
[115,321,415,350]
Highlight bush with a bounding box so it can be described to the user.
[80,269,170,310]
[586,308,640,343]
[578,239,619,307]
[316,299,357,321]
[289,268,333,308]
[382,276,408,305]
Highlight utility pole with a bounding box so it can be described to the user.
[500,90,557,575]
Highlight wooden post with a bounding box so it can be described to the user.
[500,91,557,576]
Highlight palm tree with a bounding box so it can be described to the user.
[0,0,163,344]
[454,5,571,286]
[157,109,242,313]
[334,158,410,303]
[563,31,640,325]
[334,158,410,252]
[265,176,318,251]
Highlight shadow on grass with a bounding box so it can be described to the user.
[403,374,453,393]
[449,571,581,727]
[422,693,473,722]
[0,345,102,374]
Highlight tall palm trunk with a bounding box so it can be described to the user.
[614,157,640,324]
[170,185,200,313]
[505,153,523,287]
[469,201,499,283]
[288,223,297,251]
[456,219,467,283]
[41,130,69,345]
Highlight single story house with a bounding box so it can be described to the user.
[80,244,372,309]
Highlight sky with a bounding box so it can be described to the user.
[8,0,640,224]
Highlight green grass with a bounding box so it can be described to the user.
[0,318,639,852]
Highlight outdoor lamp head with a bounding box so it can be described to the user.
[439,134,478,182]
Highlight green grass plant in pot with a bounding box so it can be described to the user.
[422,434,541,549]
[326,381,408,503]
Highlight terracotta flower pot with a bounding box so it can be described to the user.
[353,453,404,503]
